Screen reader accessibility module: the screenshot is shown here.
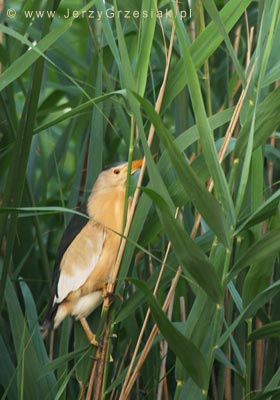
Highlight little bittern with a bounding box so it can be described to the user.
[42,158,143,343]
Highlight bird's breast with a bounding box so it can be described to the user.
[87,189,127,233]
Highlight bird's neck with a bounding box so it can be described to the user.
[87,187,127,233]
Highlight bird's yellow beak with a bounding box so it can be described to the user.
[131,158,144,173]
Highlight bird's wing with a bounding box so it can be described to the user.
[54,222,105,303]
[55,203,89,269]
[41,204,91,328]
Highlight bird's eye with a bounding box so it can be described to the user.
[113,168,120,175]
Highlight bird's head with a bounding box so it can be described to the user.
[92,158,144,193]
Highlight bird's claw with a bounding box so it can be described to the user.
[102,286,114,303]
[90,334,99,347]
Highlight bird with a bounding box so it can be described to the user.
[41,158,144,344]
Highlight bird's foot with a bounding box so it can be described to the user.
[79,317,99,347]
[89,333,99,347]
[102,285,114,304]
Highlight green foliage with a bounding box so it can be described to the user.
[0,0,280,399]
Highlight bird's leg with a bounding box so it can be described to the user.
[79,317,99,346]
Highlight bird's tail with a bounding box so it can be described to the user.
[40,302,58,338]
